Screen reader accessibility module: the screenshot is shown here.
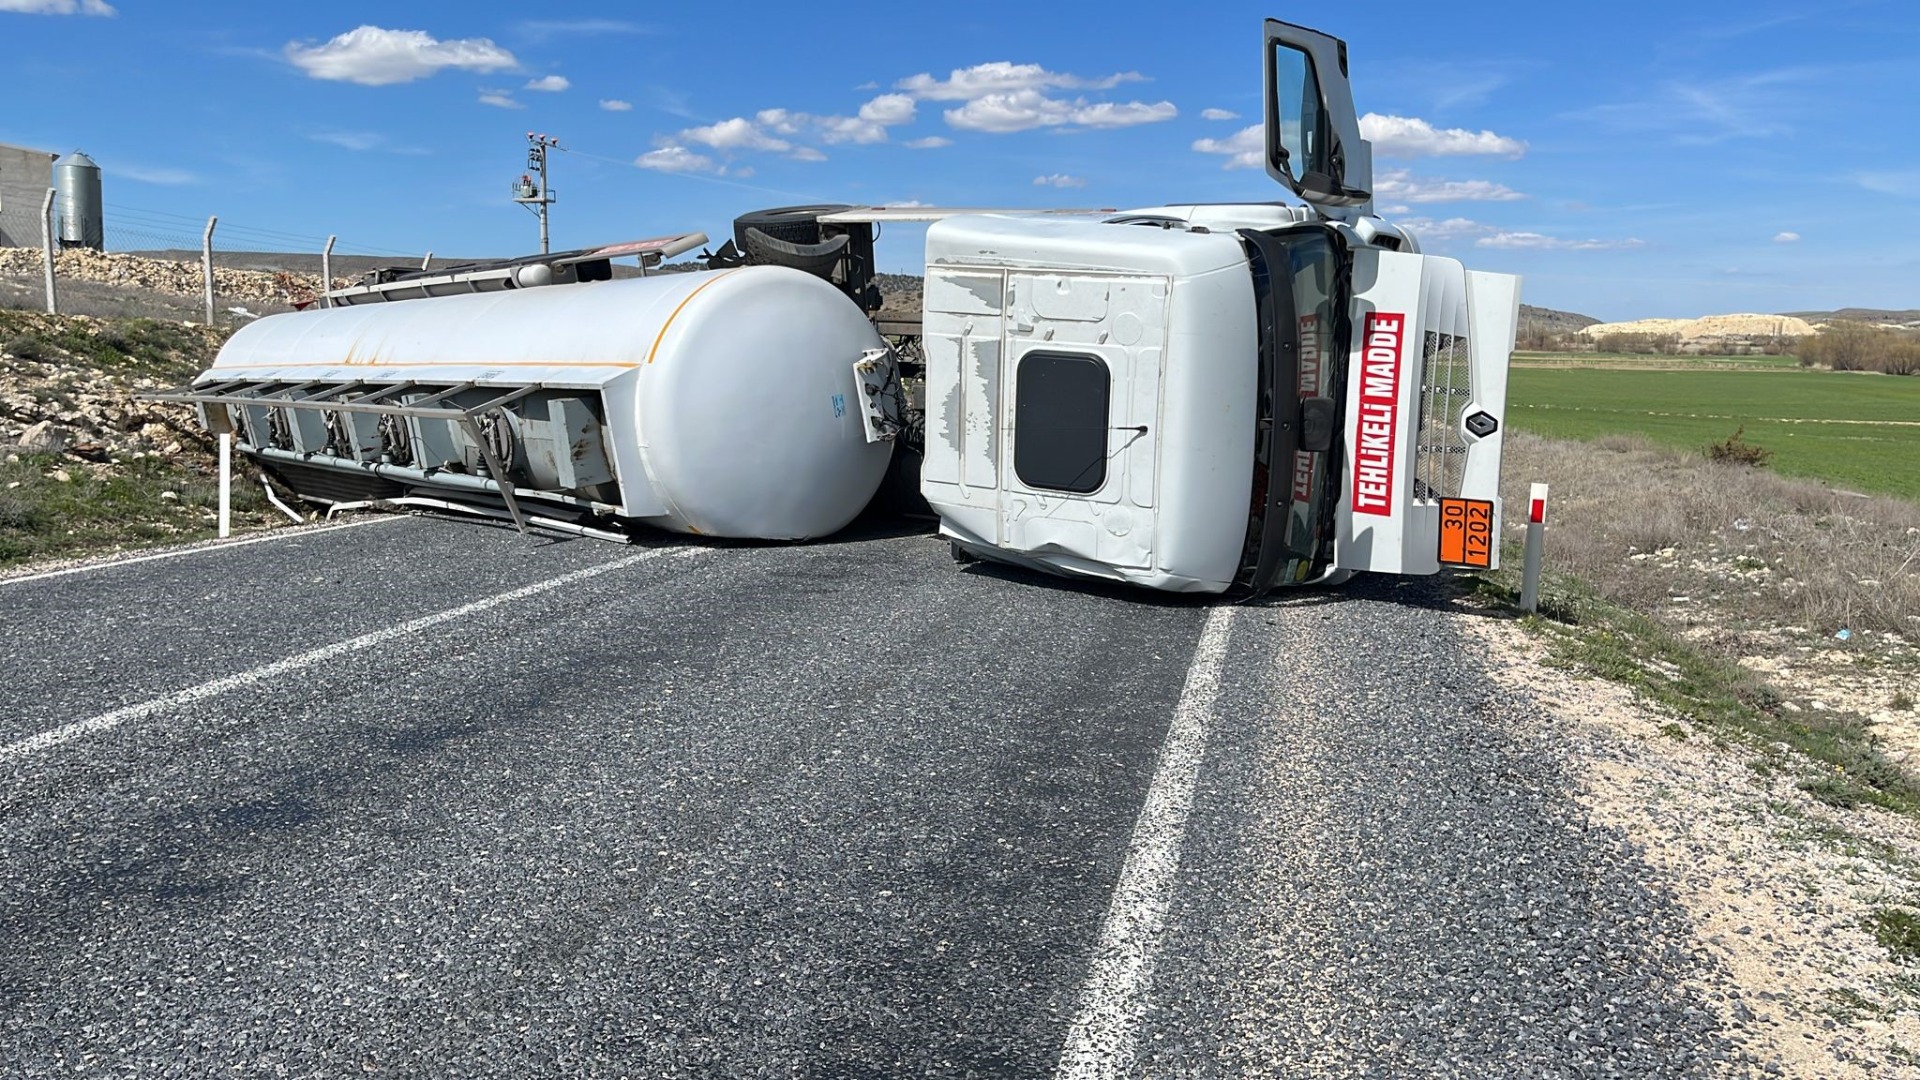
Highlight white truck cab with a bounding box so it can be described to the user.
[920,18,1520,594]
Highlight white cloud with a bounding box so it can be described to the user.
[789,146,828,162]
[1360,113,1526,158]
[680,116,790,152]
[1396,216,1495,241]
[1476,231,1645,251]
[732,166,755,178]
[284,26,518,86]
[117,164,197,185]
[945,91,1066,132]
[1192,124,1264,169]
[1034,174,1086,188]
[904,136,952,149]
[817,115,888,145]
[945,89,1175,133]
[885,200,929,208]
[1200,107,1239,121]
[704,96,915,150]
[1071,100,1178,128]
[755,108,803,136]
[524,74,570,92]
[896,62,1144,101]
[893,61,1170,134]
[307,131,428,156]
[1374,168,1524,203]
[0,0,115,14]
[859,93,916,125]
[1399,217,1639,252]
[1569,69,1812,145]
[310,131,383,151]
[635,146,714,173]
[599,98,632,112]
[515,18,646,40]
[1773,231,1801,243]
[1858,170,1920,197]
[478,90,523,110]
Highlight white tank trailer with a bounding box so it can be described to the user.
[183,264,902,539]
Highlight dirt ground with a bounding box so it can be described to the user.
[1463,611,1920,1077]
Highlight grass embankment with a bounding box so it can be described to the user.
[1508,365,1920,500]
[1479,431,1920,817]
[1,310,278,569]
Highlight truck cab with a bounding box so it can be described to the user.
[919,19,1520,594]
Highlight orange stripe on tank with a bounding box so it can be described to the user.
[647,269,740,365]
[207,360,640,370]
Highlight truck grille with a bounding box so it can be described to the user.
[1412,330,1471,500]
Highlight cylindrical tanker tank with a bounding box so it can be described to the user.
[197,266,896,540]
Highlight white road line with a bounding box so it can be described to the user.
[0,515,405,589]
[0,546,702,764]
[1057,604,1236,1080]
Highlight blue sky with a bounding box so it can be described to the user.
[2,0,1915,320]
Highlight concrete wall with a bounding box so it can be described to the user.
[0,142,57,249]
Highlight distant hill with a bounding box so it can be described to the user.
[1583,313,1819,341]
[1784,308,1920,326]
[1519,304,1599,336]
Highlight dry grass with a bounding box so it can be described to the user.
[1500,431,1920,642]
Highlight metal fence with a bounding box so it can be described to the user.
[0,188,433,328]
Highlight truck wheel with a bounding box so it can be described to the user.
[731,204,854,250]
[949,540,978,564]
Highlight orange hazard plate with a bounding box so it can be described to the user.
[1438,498,1495,569]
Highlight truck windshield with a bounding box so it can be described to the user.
[1237,226,1349,593]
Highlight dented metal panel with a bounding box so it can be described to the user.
[546,396,613,490]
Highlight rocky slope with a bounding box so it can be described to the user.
[0,310,282,565]
[0,246,350,312]
[1582,312,1821,342]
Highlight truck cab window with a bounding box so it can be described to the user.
[1014,351,1111,494]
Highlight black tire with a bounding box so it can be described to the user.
[731,204,854,250]
[739,227,848,277]
[949,540,978,564]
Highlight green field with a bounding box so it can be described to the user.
[1513,350,1802,371]
[1507,366,1920,500]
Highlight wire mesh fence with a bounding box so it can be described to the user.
[0,195,436,327]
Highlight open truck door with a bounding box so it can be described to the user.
[1264,18,1373,217]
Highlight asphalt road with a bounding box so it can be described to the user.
[0,515,1743,1078]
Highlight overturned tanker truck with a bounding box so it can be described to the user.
[158,18,1519,596]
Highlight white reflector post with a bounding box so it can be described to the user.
[217,432,232,539]
[1520,481,1548,612]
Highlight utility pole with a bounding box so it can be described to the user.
[513,132,560,254]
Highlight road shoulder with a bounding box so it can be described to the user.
[1462,612,1920,1077]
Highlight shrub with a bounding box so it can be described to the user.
[1798,322,1920,375]
[1869,907,1920,962]
[3,334,50,361]
[1705,426,1772,467]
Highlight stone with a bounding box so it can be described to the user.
[18,419,61,451]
